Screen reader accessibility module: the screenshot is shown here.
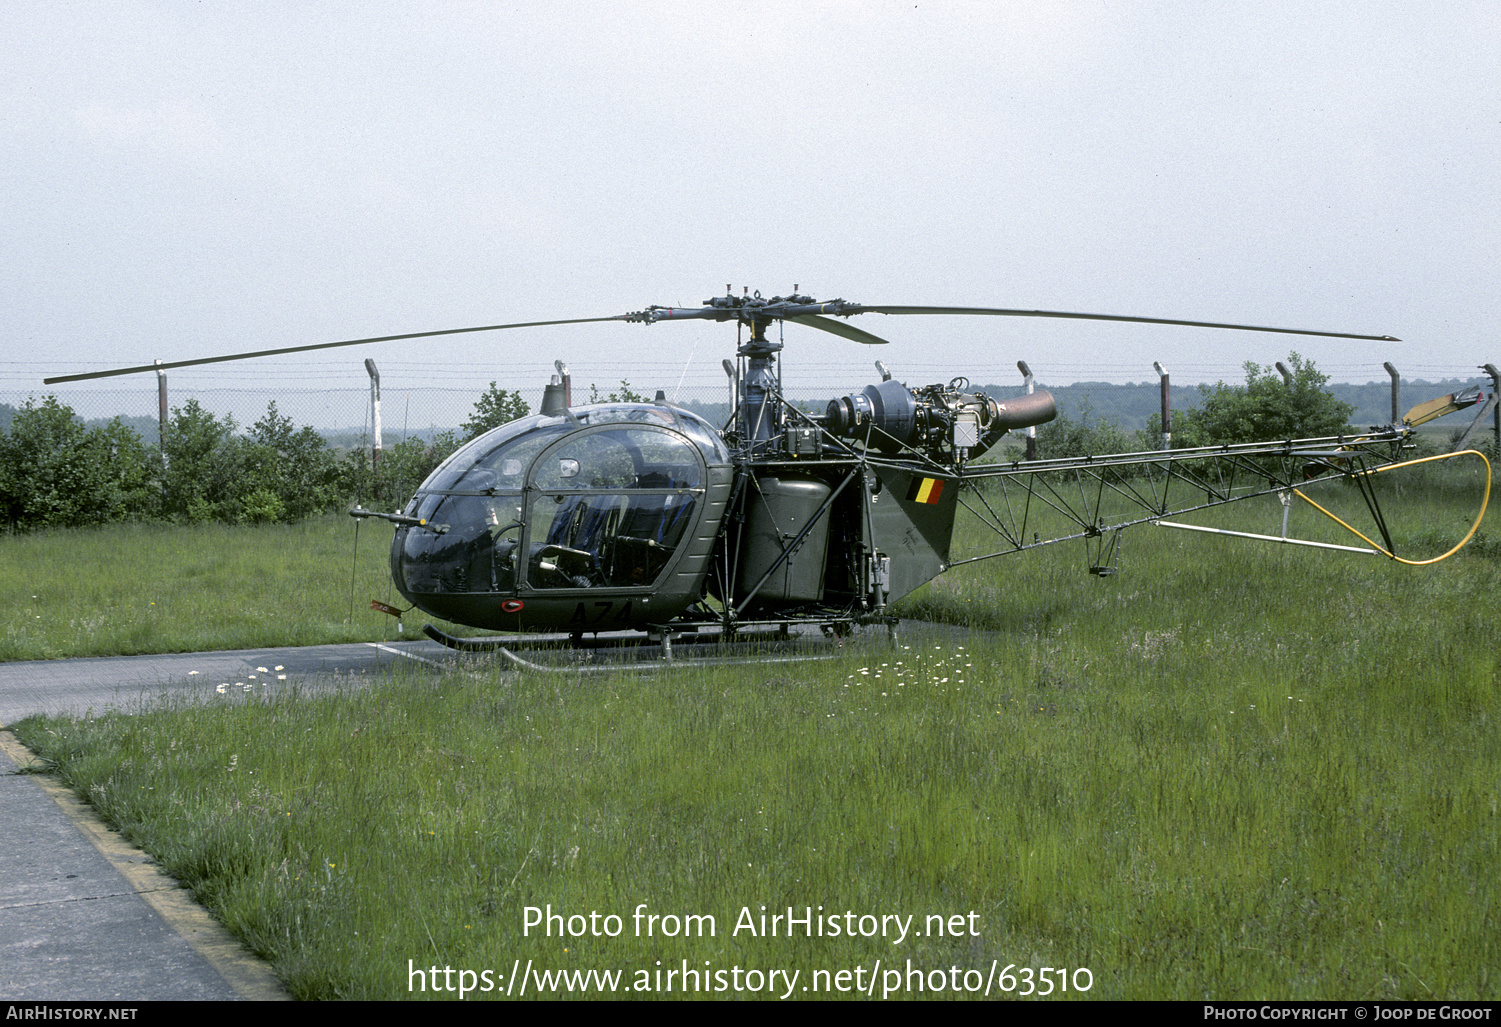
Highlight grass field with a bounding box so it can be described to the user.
[0,516,402,661]
[4,473,1499,1000]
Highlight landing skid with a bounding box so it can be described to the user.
[420,615,900,673]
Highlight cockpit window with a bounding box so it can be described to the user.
[671,410,731,461]
[573,406,676,427]
[526,426,704,589]
[570,403,731,462]
[395,413,720,598]
[530,427,702,491]
[527,492,697,589]
[423,415,570,493]
[396,494,524,595]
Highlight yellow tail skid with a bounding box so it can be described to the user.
[1291,449,1491,565]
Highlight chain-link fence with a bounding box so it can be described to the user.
[0,382,737,445]
[3,360,1494,451]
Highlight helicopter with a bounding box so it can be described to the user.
[47,288,1489,651]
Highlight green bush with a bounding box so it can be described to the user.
[460,382,530,443]
[345,431,462,510]
[1034,398,1139,459]
[244,402,344,522]
[0,396,155,529]
[1173,353,1354,446]
[160,399,243,523]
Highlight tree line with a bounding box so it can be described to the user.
[1035,353,1357,459]
[0,382,529,532]
[0,360,1356,530]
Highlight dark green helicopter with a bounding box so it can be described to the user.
[53,288,1440,650]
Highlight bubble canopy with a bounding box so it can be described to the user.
[393,404,731,609]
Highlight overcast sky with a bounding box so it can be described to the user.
[3,1,1498,405]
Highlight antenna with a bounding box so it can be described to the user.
[672,335,699,402]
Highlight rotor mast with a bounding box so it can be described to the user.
[734,295,785,449]
[623,286,827,452]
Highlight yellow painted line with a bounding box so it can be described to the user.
[0,730,290,1001]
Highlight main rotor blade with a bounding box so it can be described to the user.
[43,315,630,384]
[847,305,1400,342]
[784,314,891,346]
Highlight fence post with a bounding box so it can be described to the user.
[1017,360,1036,460]
[1153,361,1170,451]
[1487,363,1501,458]
[1383,361,1400,425]
[155,360,169,471]
[365,359,382,474]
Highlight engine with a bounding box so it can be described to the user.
[823,377,1056,461]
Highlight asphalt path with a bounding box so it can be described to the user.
[0,620,921,726]
[0,638,458,727]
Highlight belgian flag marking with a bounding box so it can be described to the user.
[906,477,945,504]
